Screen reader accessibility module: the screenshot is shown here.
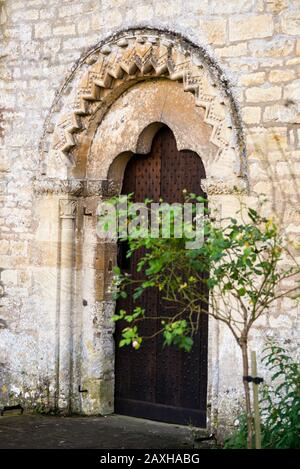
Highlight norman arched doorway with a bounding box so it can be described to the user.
[114,125,208,427]
[34,29,247,420]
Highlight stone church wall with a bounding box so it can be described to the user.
[0,0,299,434]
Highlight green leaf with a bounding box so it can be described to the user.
[119,339,131,347]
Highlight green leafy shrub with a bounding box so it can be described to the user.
[223,414,251,449]
[260,342,300,449]
[224,342,300,449]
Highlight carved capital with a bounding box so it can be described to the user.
[85,179,121,198]
[34,177,84,195]
[59,199,77,219]
[201,178,248,195]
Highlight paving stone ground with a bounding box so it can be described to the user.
[0,413,196,449]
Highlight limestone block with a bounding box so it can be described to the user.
[0,179,7,196]
[80,377,113,415]
[239,72,266,87]
[155,1,181,17]
[216,43,248,58]
[13,9,39,21]
[242,106,261,124]
[281,13,300,35]
[62,35,98,50]
[246,86,282,102]
[1,270,18,285]
[53,24,76,36]
[263,104,298,123]
[58,4,84,18]
[200,19,227,45]
[10,1,25,9]
[248,160,266,181]
[252,180,273,195]
[269,69,296,83]
[229,15,274,42]
[208,0,258,14]
[286,57,300,66]
[91,15,103,31]
[249,38,294,57]
[136,5,153,22]
[9,240,28,257]
[77,17,90,35]
[269,313,293,329]
[283,80,300,102]
[266,128,288,150]
[23,0,43,6]
[276,161,300,176]
[246,127,266,153]
[39,7,57,20]
[266,0,287,13]
[34,22,52,39]
[105,9,122,27]
[99,378,114,415]
[0,239,9,255]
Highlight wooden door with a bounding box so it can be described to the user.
[114,126,208,427]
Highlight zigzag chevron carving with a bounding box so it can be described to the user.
[50,33,235,167]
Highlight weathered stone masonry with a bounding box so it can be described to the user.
[0,0,300,434]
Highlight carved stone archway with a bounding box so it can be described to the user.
[41,29,246,182]
[34,29,247,420]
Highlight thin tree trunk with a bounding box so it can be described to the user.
[241,340,253,449]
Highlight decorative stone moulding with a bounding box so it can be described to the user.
[85,179,121,198]
[34,177,247,198]
[201,177,248,195]
[33,177,121,198]
[45,29,245,180]
[33,177,84,195]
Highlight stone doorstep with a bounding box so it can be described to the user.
[0,413,217,449]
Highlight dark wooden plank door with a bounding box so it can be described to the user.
[114,126,208,427]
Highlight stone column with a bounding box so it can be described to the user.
[58,198,77,412]
[33,178,84,413]
[34,177,120,415]
[79,179,120,415]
